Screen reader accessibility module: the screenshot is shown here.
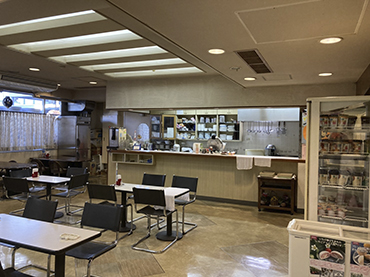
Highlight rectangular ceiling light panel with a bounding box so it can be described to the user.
[9,30,142,53]
[50,46,168,64]
[0,10,105,36]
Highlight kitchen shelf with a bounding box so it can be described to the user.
[318,184,369,191]
[319,153,369,160]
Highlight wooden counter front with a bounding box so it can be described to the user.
[107,150,305,208]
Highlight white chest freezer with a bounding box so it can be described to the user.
[288,219,370,276]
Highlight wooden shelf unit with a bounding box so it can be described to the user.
[257,175,297,215]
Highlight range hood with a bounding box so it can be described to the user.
[0,73,58,93]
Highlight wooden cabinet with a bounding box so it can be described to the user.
[258,175,297,215]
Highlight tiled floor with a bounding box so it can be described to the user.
[0,174,303,276]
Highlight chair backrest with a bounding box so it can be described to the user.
[142,173,166,187]
[49,161,65,176]
[9,168,32,178]
[66,166,88,177]
[22,197,57,222]
[68,173,89,189]
[30,158,46,175]
[2,177,30,193]
[172,175,198,194]
[133,187,166,207]
[81,202,122,232]
[88,184,117,203]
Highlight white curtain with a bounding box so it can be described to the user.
[0,111,57,151]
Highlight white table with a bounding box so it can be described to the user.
[0,213,100,277]
[27,175,70,199]
[27,175,70,218]
[115,183,189,240]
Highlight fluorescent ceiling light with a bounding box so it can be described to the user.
[0,10,104,36]
[106,67,203,78]
[208,49,225,54]
[244,77,256,81]
[320,37,343,44]
[89,81,97,85]
[10,30,141,52]
[50,46,167,63]
[80,58,186,71]
[319,72,333,76]
[29,67,40,72]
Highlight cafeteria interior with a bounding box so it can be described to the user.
[0,174,303,277]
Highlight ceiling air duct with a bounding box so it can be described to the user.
[0,73,58,93]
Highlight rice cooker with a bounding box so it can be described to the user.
[265,144,276,156]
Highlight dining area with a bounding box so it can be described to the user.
[0,167,199,277]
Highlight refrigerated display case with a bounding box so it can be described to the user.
[306,96,370,228]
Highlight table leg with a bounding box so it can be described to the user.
[156,213,183,241]
[119,191,136,232]
[47,184,64,219]
[54,254,65,277]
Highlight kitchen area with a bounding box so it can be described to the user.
[105,107,306,211]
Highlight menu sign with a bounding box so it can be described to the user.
[309,235,345,276]
[350,241,370,277]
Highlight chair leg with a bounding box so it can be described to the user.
[132,211,179,254]
[172,205,197,235]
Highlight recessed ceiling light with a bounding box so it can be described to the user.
[208,49,225,55]
[319,72,333,77]
[244,77,256,81]
[89,81,97,85]
[319,37,343,44]
[57,83,61,87]
[29,67,40,72]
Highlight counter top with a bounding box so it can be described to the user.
[109,149,305,163]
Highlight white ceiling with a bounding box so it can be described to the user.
[0,0,369,94]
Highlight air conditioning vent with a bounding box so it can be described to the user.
[235,49,272,74]
[0,73,58,93]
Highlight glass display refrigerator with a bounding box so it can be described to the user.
[306,96,370,228]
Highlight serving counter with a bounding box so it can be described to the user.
[107,150,306,210]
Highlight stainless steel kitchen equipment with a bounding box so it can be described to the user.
[108,127,119,149]
[57,116,91,161]
[265,144,276,156]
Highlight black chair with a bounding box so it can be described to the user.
[66,166,88,177]
[88,184,117,205]
[87,184,133,239]
[51,173,89,217]
[29,158,48,175]
[142,173,166,187]
[11,198,58,276]
[171,175,198,234]
[130,173,166,226]
[9,168,46,194]
[0,262,32,277]
[65,202,123,277]
[2,177,47,215]
[131,187,178,254]
[48,161,66,177]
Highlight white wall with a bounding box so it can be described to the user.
[106,75,356,110]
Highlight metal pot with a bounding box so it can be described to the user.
[265,144,276,156]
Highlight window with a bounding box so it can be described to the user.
[0,90,61,151]
[0,91,61,115]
